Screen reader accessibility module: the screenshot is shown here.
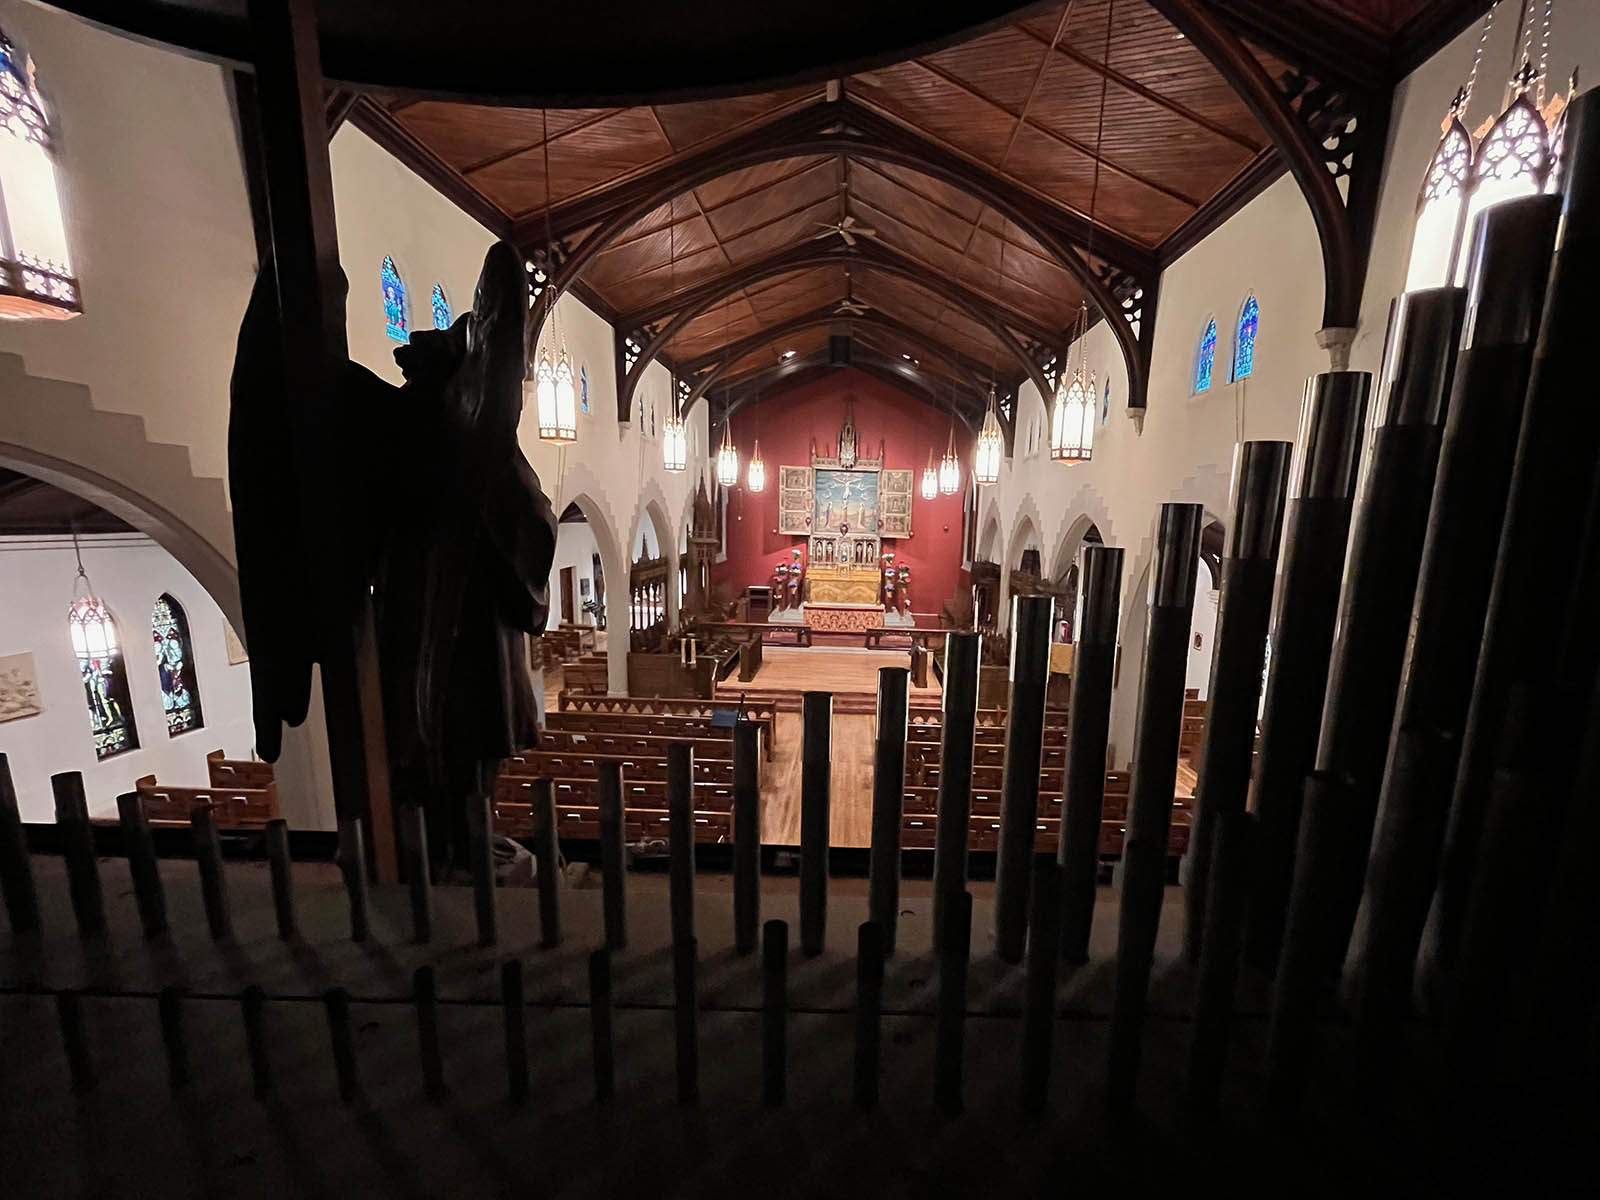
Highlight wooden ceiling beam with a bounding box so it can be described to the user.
[715,351,985,433]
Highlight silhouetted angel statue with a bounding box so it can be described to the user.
[229,240,556,870]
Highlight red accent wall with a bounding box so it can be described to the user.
[712,369,973,615]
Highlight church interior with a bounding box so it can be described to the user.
[1,0,1598,1192]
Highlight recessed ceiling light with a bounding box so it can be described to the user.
[782,349,797,359]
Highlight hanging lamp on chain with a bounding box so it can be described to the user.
[974,386,1003,486]
[1051,301,1096,464]
[938,419,961,495]
[921,447,939,500]
[0,25,79,320]
[662,393,687,471]
[1407,0,1572,290]
[529,106,577,443]
[716,407,739,488]
[747,437,766,492]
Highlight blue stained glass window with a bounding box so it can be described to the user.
[69,595,139,760]
[1101,377,1111,426]
[431,283,451,330]
[1195,318,1218,393]
[382,256,408,342]
[580,365,590,413]
[151,594,203,736]
[1233,295,1259,381]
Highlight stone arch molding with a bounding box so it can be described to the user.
[1006,495,1046,571]
[0,353,240,630]
[1049,487,1117,581]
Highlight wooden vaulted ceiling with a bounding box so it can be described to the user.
[343,0,1493,419]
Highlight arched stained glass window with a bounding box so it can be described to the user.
[69,591,138,759]
[430,283,451,329]
[1194,318,1218,394]
[151,594,203,736]
[382,256,408,342]
[1233,296,1259,382]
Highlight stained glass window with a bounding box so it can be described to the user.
[151,594,203,736]
[69,594,138,759]
[1194,318,1217,394]
[1233,296,1259,382]
[580,365,590,414]
[382,256,408,342]
[1101,377,1111,426]
[431,283,450,330]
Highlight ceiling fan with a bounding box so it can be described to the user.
[834,270,870,316]
[813,214,878,247]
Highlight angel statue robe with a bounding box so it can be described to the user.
[229,240,557,867]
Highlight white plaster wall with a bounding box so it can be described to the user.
[982,173,1325,760]
[552,519,601,625]
[0,534,256,822]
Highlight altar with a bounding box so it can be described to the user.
[804,564,882,606]
[803,601,885,633]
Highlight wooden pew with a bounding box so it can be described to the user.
[546,710,739,743]
[130,774,279,829]
[898,810,1191,858]
[533,727,737,763]
[205,749,275,790]
[494,772,736,813]
[493,798,734,844]
[557,692,777,759]
[562,657,609,694]
[505,748,734,786]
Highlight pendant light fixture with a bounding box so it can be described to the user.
[747,438,766,492]
[662,391,687,472]
[938,419,961,495]
[1051,302,1095,464]
[0,26,79,320]
[716,399,739,488]
[921,447,939,500]
[660,213,685,471]
[531,107,577,444]
[1406,0,1570,291]
[974,385,1003,486]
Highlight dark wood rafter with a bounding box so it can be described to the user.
[711,352,986,432]
[613,240,1047,436]
[677,306,999,417]
[1147,0,1386,334]
[524,97,1158,415]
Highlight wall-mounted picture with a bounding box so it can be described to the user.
[579,578,591,598]
[0,652,43,723]
[223,620,249,665]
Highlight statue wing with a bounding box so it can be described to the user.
[227,262,314,761]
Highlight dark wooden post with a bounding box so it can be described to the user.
[589,949,615,1102]
[1188,809,1255,1107]
[502,959,529,1104]
[762,919,787,1107]
[158,985,189,1089]
[530,778,561,948]
[264,818,297,938]
[414,965,444,1101]
[192,805,234,941]
[468,795,497,946]
[0,753,40,935]
[1020,856,1062,1113]
[242,985,272,1097]
[52,772,105,940]
[336,817,370,943]
[1108,502,1202,1107]
[325,986,359,1103]
[1301,278,1501,977]
[800,692,832,956]
[995,595,1055,964]
[1243,371,1371,970]
[733,719,761,956]
[935,889,972,1116]
[1358,199,1561,1038]
[868,667,910,955]
[854,920,885,1110]
[245,0,395,881]
[674,936,699,1106]
[1058,546,1123,963]
[667,742,695,946]
[399,803,433,944]
[597,761,627,949]
[55,990,94,1093]
[933,633,980,954]
[1182,439,1292,963]
[117,791,168,939]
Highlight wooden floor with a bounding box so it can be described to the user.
[730,644,943,697]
